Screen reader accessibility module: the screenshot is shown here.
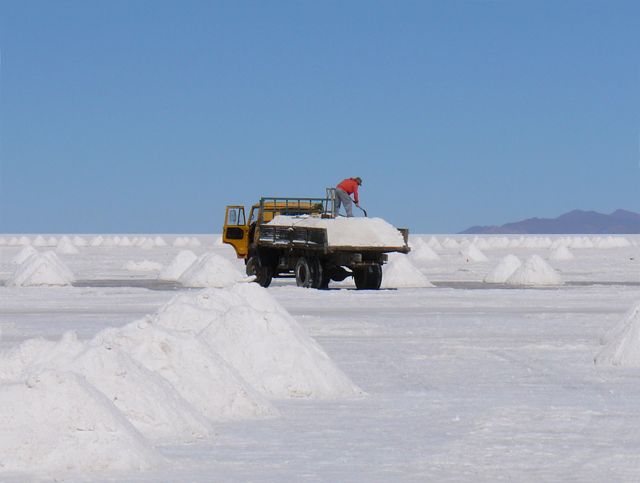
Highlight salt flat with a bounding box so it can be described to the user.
[1,235,639,481]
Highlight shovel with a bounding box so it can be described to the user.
[356,205,368,217]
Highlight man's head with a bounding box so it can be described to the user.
[354,177,362,185]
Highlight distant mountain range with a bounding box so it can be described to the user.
[461,209,640,234]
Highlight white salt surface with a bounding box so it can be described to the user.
[268,216,405,247]
[382,255,434,288]
[506,255,563,286]
[0,370,160,473]
[7,252,75,287]
[154,284,362,399]
[595,302,640,366]
[158,250,198,281]
[484,255,522,284]
[123,260,163,272]
[178,252,246,288]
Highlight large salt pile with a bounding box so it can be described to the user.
[188,237,202,247]
[595,302,640,366]
[460,244,489,262]
[56,236,79,255]
[94,320,277,421]
[484,255,522,283]
[505,255,563,286]
[11,245,38,264]
[7,252,74,287]
[178,252,246,288]
[173,236,188,247]
[154,283,362,399]
[268,216,405,247]
[70,341,212,442]
[0,370,161,473]
[442,238,460,249]
[549,245,575,261]
[158,250,198,281]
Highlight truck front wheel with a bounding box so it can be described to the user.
[246,256,273,288]
[353,264,383,290]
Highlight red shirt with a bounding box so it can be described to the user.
[337,178,359,204]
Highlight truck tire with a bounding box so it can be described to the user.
[295,256,320,288]
[246,256,273,288]
[354,264,383,290]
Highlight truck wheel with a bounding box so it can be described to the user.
[295,257,318,288]
[354,264,383,290]
[246,256,273,288]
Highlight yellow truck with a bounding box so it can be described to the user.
[223,194,410,290]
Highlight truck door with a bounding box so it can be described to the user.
[223,206,249,258]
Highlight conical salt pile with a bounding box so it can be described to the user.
[460,244,489,262]
[549,245,574,261]
[484,255,522,283]
[505,255,563,286]
[381,255,434,288]
[56,237,79,255]
[178,252,245,288]
[7,251,75,287]
[11,246,38,265]
[595,302,640,366]
[158,250,198,281]
[410,243,440,262]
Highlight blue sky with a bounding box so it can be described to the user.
[1,0,638,233]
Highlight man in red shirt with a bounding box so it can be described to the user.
[334,177,362,217]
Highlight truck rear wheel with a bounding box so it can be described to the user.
[353,264,383,290]
[295,257,321,288]
[246,256,273,288]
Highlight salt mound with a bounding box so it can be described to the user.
[442,238,459,249]
[18,236,31,246]
[158,250,198,281]
[0,370,161,473]
[550,245,574,261]
[7,251,74,287]
[178,252,245,288]
[410,243,440,262]
[56,237,79,254]
[460,244,489,262]
[90,235,104,247]
[32,235,47,247]
[173,236,188,247]
[188,237,202,247]
[484,255,522,283]
[381,255,434,288]
[154,283,362,399]
[154,236,167,247]
[72,236,88,247]
[505,255,563,286]
[140,238,155,250]
[595,302,640,366]
[123,260,163,272]
[71,341,212,442]
[119,236,133,247]
[95,319,277,421]
[268,216,405,247]
[11,245,38,264]
[427,236,443,251]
